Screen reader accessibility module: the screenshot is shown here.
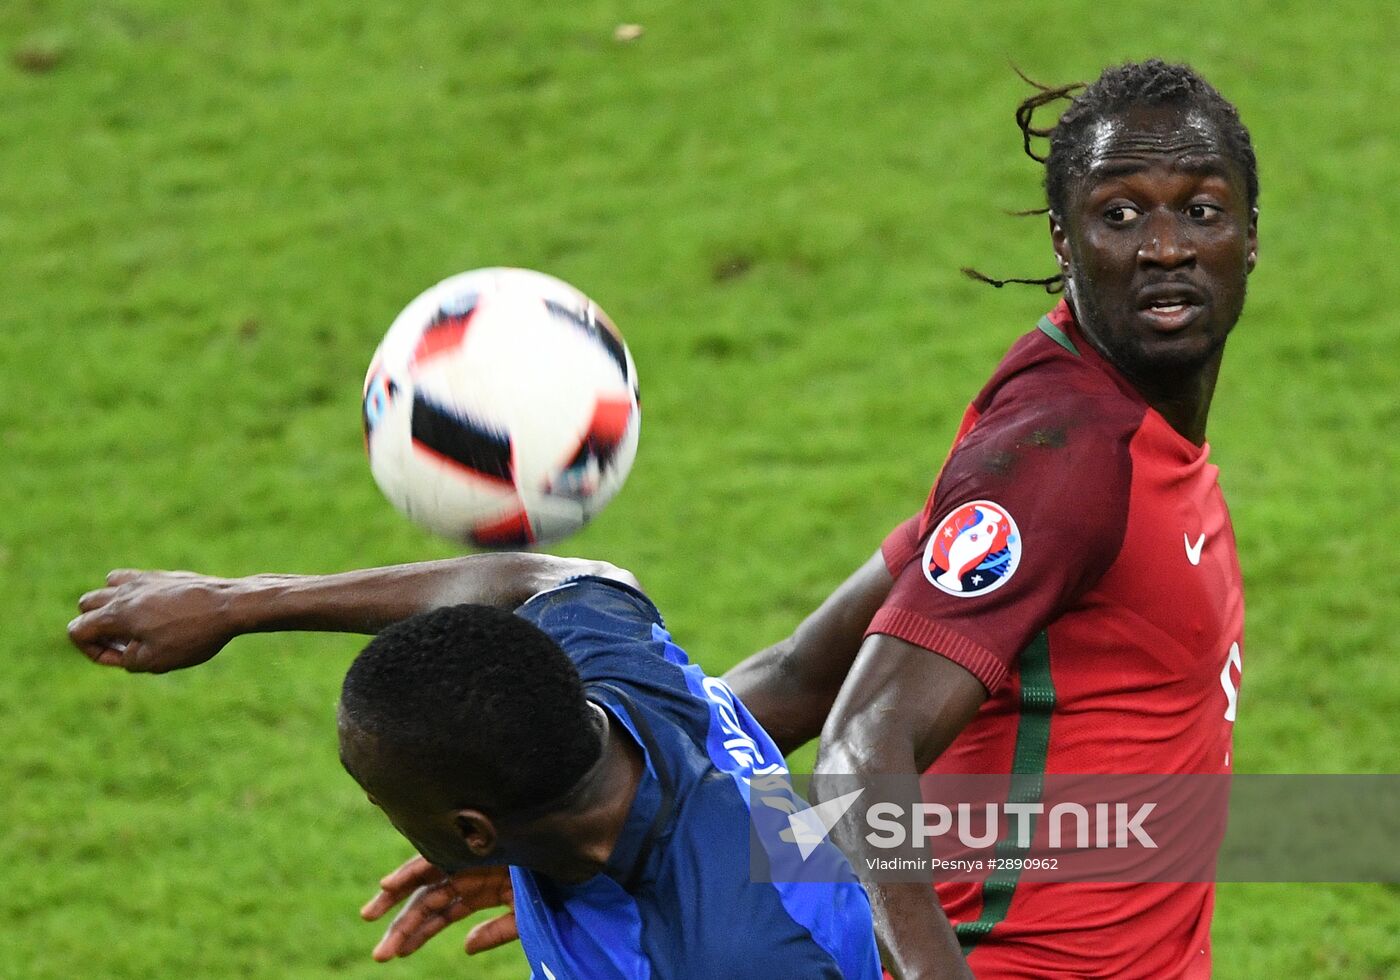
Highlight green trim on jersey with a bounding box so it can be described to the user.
[1037,315,1080,356]
[956,630,1056,956]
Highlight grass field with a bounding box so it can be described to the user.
[3,1,1398,977]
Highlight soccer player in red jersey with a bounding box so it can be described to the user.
[728,60,1258,978]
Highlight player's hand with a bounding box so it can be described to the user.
[67,570,241,673]
[361,855,518,961]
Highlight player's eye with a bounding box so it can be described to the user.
[1186,202,1223,221]
[1103,204,1142,224]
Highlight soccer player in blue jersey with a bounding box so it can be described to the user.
[67,554,880,979]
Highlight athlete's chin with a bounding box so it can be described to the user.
[1124,325,1229,376]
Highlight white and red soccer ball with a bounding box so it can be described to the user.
[362,268,640,548]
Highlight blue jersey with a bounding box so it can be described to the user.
[511,576,880,980]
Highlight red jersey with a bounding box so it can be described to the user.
[868,300,1244,979]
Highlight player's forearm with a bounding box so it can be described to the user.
[70,555,635,674]
[816,639,988,980]
[226,554,606,636]
[864,881,970,980]
[816,738,972,980]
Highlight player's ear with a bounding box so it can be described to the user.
[453,811,498,857]
[1049,213,1071,277]
[1246,207,1259,274]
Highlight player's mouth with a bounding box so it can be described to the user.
[1136,282,1206,333]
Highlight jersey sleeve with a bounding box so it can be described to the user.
[880,513,923,576]
[868,385,1137,693]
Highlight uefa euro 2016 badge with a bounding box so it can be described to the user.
[922,500,1021,596]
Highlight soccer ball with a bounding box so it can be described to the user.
[362,267,640,548]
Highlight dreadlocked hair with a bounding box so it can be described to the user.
[959,266,1065,292]
[965,59,1258,292]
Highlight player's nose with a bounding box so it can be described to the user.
[1136,213,1196,269]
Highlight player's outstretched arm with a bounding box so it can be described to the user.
[815,633,986,980]
[723,549,892,755]
[67,554,638,674]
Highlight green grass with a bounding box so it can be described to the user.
[2,0,1398,976]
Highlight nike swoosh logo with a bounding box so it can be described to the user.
[541,963,557,980]
[787,788,865,860]
[1184,532,1205,566]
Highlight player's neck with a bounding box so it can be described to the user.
[1133,352,1222,446]
[1070,302,1224,445]
[520,706,645,883]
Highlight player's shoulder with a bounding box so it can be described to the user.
[952,382,1140,479]
[959,319,1145,466]
[978,327,1142,430]
[935,324,1144,511]
[516,571,665,651]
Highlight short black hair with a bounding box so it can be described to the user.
[966,60,1259,292]
[340,604,604,814]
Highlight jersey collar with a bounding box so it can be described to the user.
[1046,298,1144,406]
